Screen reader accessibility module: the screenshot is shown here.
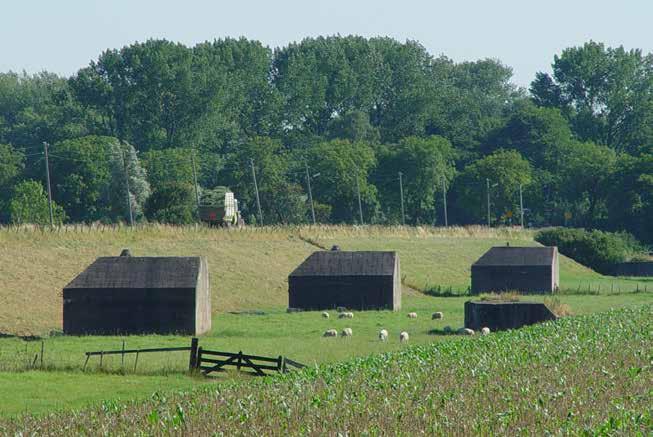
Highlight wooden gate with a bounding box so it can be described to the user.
[195,347,305,376]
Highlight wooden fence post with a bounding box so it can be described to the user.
[237,351,243,371]
[189,337,199,371]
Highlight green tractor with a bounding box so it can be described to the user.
[198,187,244,227]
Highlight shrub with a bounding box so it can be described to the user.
[535,227,645,274]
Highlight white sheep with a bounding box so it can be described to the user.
[321,311,330,319]
[378,329,388,341]
[431,312,443,320]
[407,312,418,319]
[399,331,409,342]
[458,327,475,336]
[338,312,354,319]
[323,329,338,337]
[341,327,353,337]
[481,327,491,335]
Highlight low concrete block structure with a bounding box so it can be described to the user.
[611,261,653,277]
[63,251,211,335]
[288,250,400,311]
[471,246,559,294]
[464,301,557,331]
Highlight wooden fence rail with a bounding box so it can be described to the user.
[84,338,305,376]
[196,347,306,376]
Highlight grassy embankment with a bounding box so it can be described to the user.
[0,225,651,418]
[2,305,651,435]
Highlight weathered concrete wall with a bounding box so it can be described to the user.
[611,262,653,277]
[471,265,555,294]
[464,301,557,331]
[288,275,399,310]
[63,288,198,335]
[195,257,212,335]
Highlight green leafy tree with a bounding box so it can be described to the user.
[557,141,617,227]
[145,182,196,224]
[375,136,455,224]
[531,41,653,155]
[9,180,66,225]
[606,153,653,243]
[452,150,532,224]
[0,143,24,222]
[222,137,307,224]
[304,139,378,223]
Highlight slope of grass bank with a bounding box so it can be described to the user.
[3,305,650,434]
[2,224,649,335]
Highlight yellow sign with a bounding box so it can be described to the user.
[564,211,572,220]
[505,211,513,218]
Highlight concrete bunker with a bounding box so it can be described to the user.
[288,250,401,311]
[471,246,559,294]
[464,300,557,331]
[63,250,211,335]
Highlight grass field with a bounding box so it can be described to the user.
[0,224,651,421]
[2,305,650,434]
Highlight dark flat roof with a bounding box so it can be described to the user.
[473,246,556,267]
[65,257,202,289]
[289,251,397,277]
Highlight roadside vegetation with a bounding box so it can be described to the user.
[2,305,650,434]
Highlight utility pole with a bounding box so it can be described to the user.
[250,158,263,225]
[486,178,491,227]
[120,143,134,226]
[441,175,448,227]
[304,161,316,225]
[519,183,524,228]
[191,150,201,223]
[398,171,405,225]
[42,142,54,227]
[355,171,364,225]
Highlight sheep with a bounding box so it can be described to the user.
[323,329,338,337]
[399,331,409,343]
[431,312,443,320]
[458,327,475,336]
[407,312,418,319]
[481,327,491,335]
[378,329,388,341]
[321,311,330,319]
[341,327,353,337]
[338,312,354,319]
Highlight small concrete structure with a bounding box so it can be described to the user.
[288,250,400,311]
[471,246,559,294]
[63,251,211,335]
[464,301,557,331]
[611,261,653,277]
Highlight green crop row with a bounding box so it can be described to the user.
[3,305,651,435]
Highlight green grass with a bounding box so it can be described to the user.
[0,224,651,421]
[2,305,650,434]
[1,292,651,418]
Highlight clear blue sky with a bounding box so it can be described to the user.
[2,0,652,87]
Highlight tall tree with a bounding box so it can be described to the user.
[531,41,653,155]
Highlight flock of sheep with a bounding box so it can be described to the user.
[321,310,491,341]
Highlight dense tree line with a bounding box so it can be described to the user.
[0,37,651,243]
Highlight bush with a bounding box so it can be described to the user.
[535,227,645,274]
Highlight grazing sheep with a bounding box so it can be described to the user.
[341,328,353,337]
[458,327,475,336]
[323,329,338,337]
[481,327,491,335]
[399,331,409,342]
[431,312,443,320]
[338,312,354,319]
[378,329,388,341]
[443,326,453,333]
[407,312,418,319]
[321,311,330,319]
